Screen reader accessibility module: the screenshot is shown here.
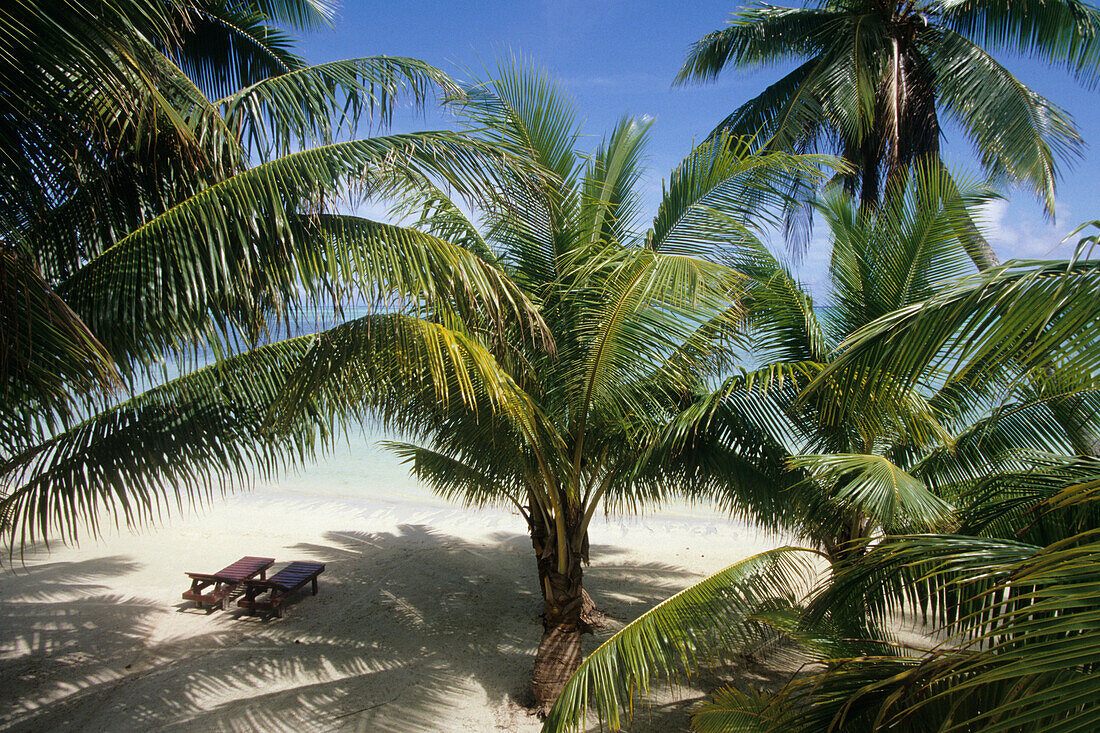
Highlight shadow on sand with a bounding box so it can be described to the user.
[0,526,698,732]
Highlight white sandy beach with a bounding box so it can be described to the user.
[0,439,787,732]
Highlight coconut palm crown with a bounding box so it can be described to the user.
[267,63,836,708]
[677,0,1100,267]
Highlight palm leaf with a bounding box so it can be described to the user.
[811,247,1100,428]
[268,313,538,438]
[789,453,955,532]
[1,334,320,548]
[647,133,838,258]
[675,6,842,82]
[543,547,824,733]
[0,309,535,549]
[938,0,1100,85]
[383,441,528,515]
[56,132,544,364]
[218,56,462,157]
[0,249,120,451]
[930,27,1083,213]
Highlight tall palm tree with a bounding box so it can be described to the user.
[677,0,1100,268]
[542,175,1100,731]
[269,64,833,709]
[0,3,548,547]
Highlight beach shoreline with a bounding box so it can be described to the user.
[0,478,786,732]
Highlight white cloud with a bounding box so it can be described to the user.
[976,197,1080,260]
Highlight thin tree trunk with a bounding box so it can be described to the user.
[527,502,607,710]
[940,163,1001,271]
[858,143,881,212]
[825,511,872,565]
[953,205,1000,271]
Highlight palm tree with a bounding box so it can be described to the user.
[677,0,1100,268]
[543,175,1100,731]
[267,64,833,709]
[743,457,1100,732]
[1,3,549,547]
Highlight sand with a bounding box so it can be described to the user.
[0,469,785,732]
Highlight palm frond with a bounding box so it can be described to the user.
[938,0,1100,85]
[56,132,545,365]
[789,453,955,532]
[457,60,581,184]
[243,0,336,31]
[675,6,841,83]
[811,246,1100,427]
[647,133,838,259]
[168,3,305,100]
[930,28,1083,213]
[0,334,320,548]
[0,249,120,451]
[219,56,461,157]
[383,441,528,515]
[565,249,747,438]
[800,526,1100,732]
[543,547,824,733]
[268,313,537,439]
[580,115,650,252]
[691,685,791,733]
[731,237,829,362]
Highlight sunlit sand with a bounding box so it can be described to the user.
[0,442,784,732]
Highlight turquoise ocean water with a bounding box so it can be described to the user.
[257,428,442,507]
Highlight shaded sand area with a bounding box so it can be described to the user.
[0,445,786,732]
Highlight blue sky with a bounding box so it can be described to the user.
[298,1,1098,286]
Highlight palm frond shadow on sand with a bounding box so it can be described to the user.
[0,526,697,732]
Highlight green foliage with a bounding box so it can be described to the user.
[543,170,1100,732]
[0,310,534,549]
[544,548,824,733]
[788,476,1100,732]
[0,3,547,548]
[788,453,955,532]
[365,61,835,570]
[288,60,837,705]
[677,0,1100,262]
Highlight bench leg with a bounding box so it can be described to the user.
[311,578,318,595]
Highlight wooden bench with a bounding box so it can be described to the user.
[183,556,275,611]
[238,561,325,618]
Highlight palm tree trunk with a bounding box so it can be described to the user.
[953,205,1000,271]
[531,513,604,626]
[939,163,1001,271]
[531,547,584,710]
[529,510,585,710]
[825,510,873,564]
